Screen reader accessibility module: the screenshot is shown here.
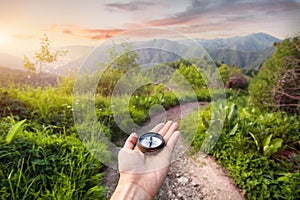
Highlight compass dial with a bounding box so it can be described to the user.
[137,132,165,153]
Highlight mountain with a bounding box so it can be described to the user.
[0,33,280,77]
[131,33,280,69]
[207,46,275,68]
[133,39,189,64]
[0,53,23,70]
[178,32,280,68]
[193,32,280,52]
[44,45,94,75]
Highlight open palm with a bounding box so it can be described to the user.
[118,121,180,198]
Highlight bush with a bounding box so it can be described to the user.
[225,75,249,90]
[0,125,106,200]
[249,35,300,114]
[189,95,300,199]
[217,64,249,91]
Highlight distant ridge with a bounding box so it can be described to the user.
[0,53,23,70]
[179,32,281,68]
[0,32,281,76]
[193,32,281,52]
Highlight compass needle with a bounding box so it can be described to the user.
[137,132,165,153]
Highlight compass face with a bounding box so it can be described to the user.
[137,132,165,153]
[140,135,163,148]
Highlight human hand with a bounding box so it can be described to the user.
[111,121,180,199]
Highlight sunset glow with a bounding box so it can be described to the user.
[0,33,9,44]
[0,0,299,57]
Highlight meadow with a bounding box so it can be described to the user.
[0,35,299,199]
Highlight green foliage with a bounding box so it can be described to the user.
[107,42,139,72]
[217,64,231,84]
[6,119,26,144]
[0,123,106,199]
[173,63,206,90]
[56,75,75,96]
[0,89,30,119]
[218,64,249,90]
[249,35,300,114]
[190,93,300,199]
[23,55,35,71]
[97,69,123,97]
[96,42,140,97]
[23,34,67,77]
[7,38,300,200]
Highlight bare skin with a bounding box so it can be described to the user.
[111,121,180,200]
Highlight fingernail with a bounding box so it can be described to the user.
[131,133,138,137]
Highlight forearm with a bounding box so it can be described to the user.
[110,178,153,200]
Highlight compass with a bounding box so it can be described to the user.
[137,132,165,153]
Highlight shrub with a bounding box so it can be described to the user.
[249,35,300,114]
[188,94,300,199]
[225,75,249,90]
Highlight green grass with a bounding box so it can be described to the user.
[2,76,299,200]
[187,93,300,199]
[0,85,109,199]
[0,123,106,199]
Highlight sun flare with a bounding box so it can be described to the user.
[0,33,9,44]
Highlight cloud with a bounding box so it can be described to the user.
[50,24,125,40]
[106,0,155,12]
[145,0,300,27]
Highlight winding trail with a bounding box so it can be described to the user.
[102,102,245,200]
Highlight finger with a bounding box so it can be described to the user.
[164,122,179,142]
[166,131,180,150]
[123,133,138,150]
[159,121,173,137]
[150,123,165,133]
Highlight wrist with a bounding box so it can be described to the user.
[111,177,153,200]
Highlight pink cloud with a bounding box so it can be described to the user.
[50,24,126,40]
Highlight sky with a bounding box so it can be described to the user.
[0,0,300,56]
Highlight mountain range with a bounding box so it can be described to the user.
[0,32,281,76]
[193,32,280,68]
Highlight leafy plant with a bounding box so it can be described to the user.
[249,35,300,114]
[6,119,26,144]
[0,129,106,199]
[189,92,300,199]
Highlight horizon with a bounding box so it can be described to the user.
[0,0,300,57]
[0,31,283,58]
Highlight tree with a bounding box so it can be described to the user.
[97,42,140,97]
[107,42,139,72]
[23,34,67,79]
[249,35,300,114]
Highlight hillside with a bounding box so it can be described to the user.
[40,33,282,75]
[183,32,280,68]
[0,53,23,70]
[195,32,280,52]
[208,46,275,68]
[0,66,58,86]
[0,33,281,76]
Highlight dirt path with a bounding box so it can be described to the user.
[102,102,245,200]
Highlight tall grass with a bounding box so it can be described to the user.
[0,124,106,199]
